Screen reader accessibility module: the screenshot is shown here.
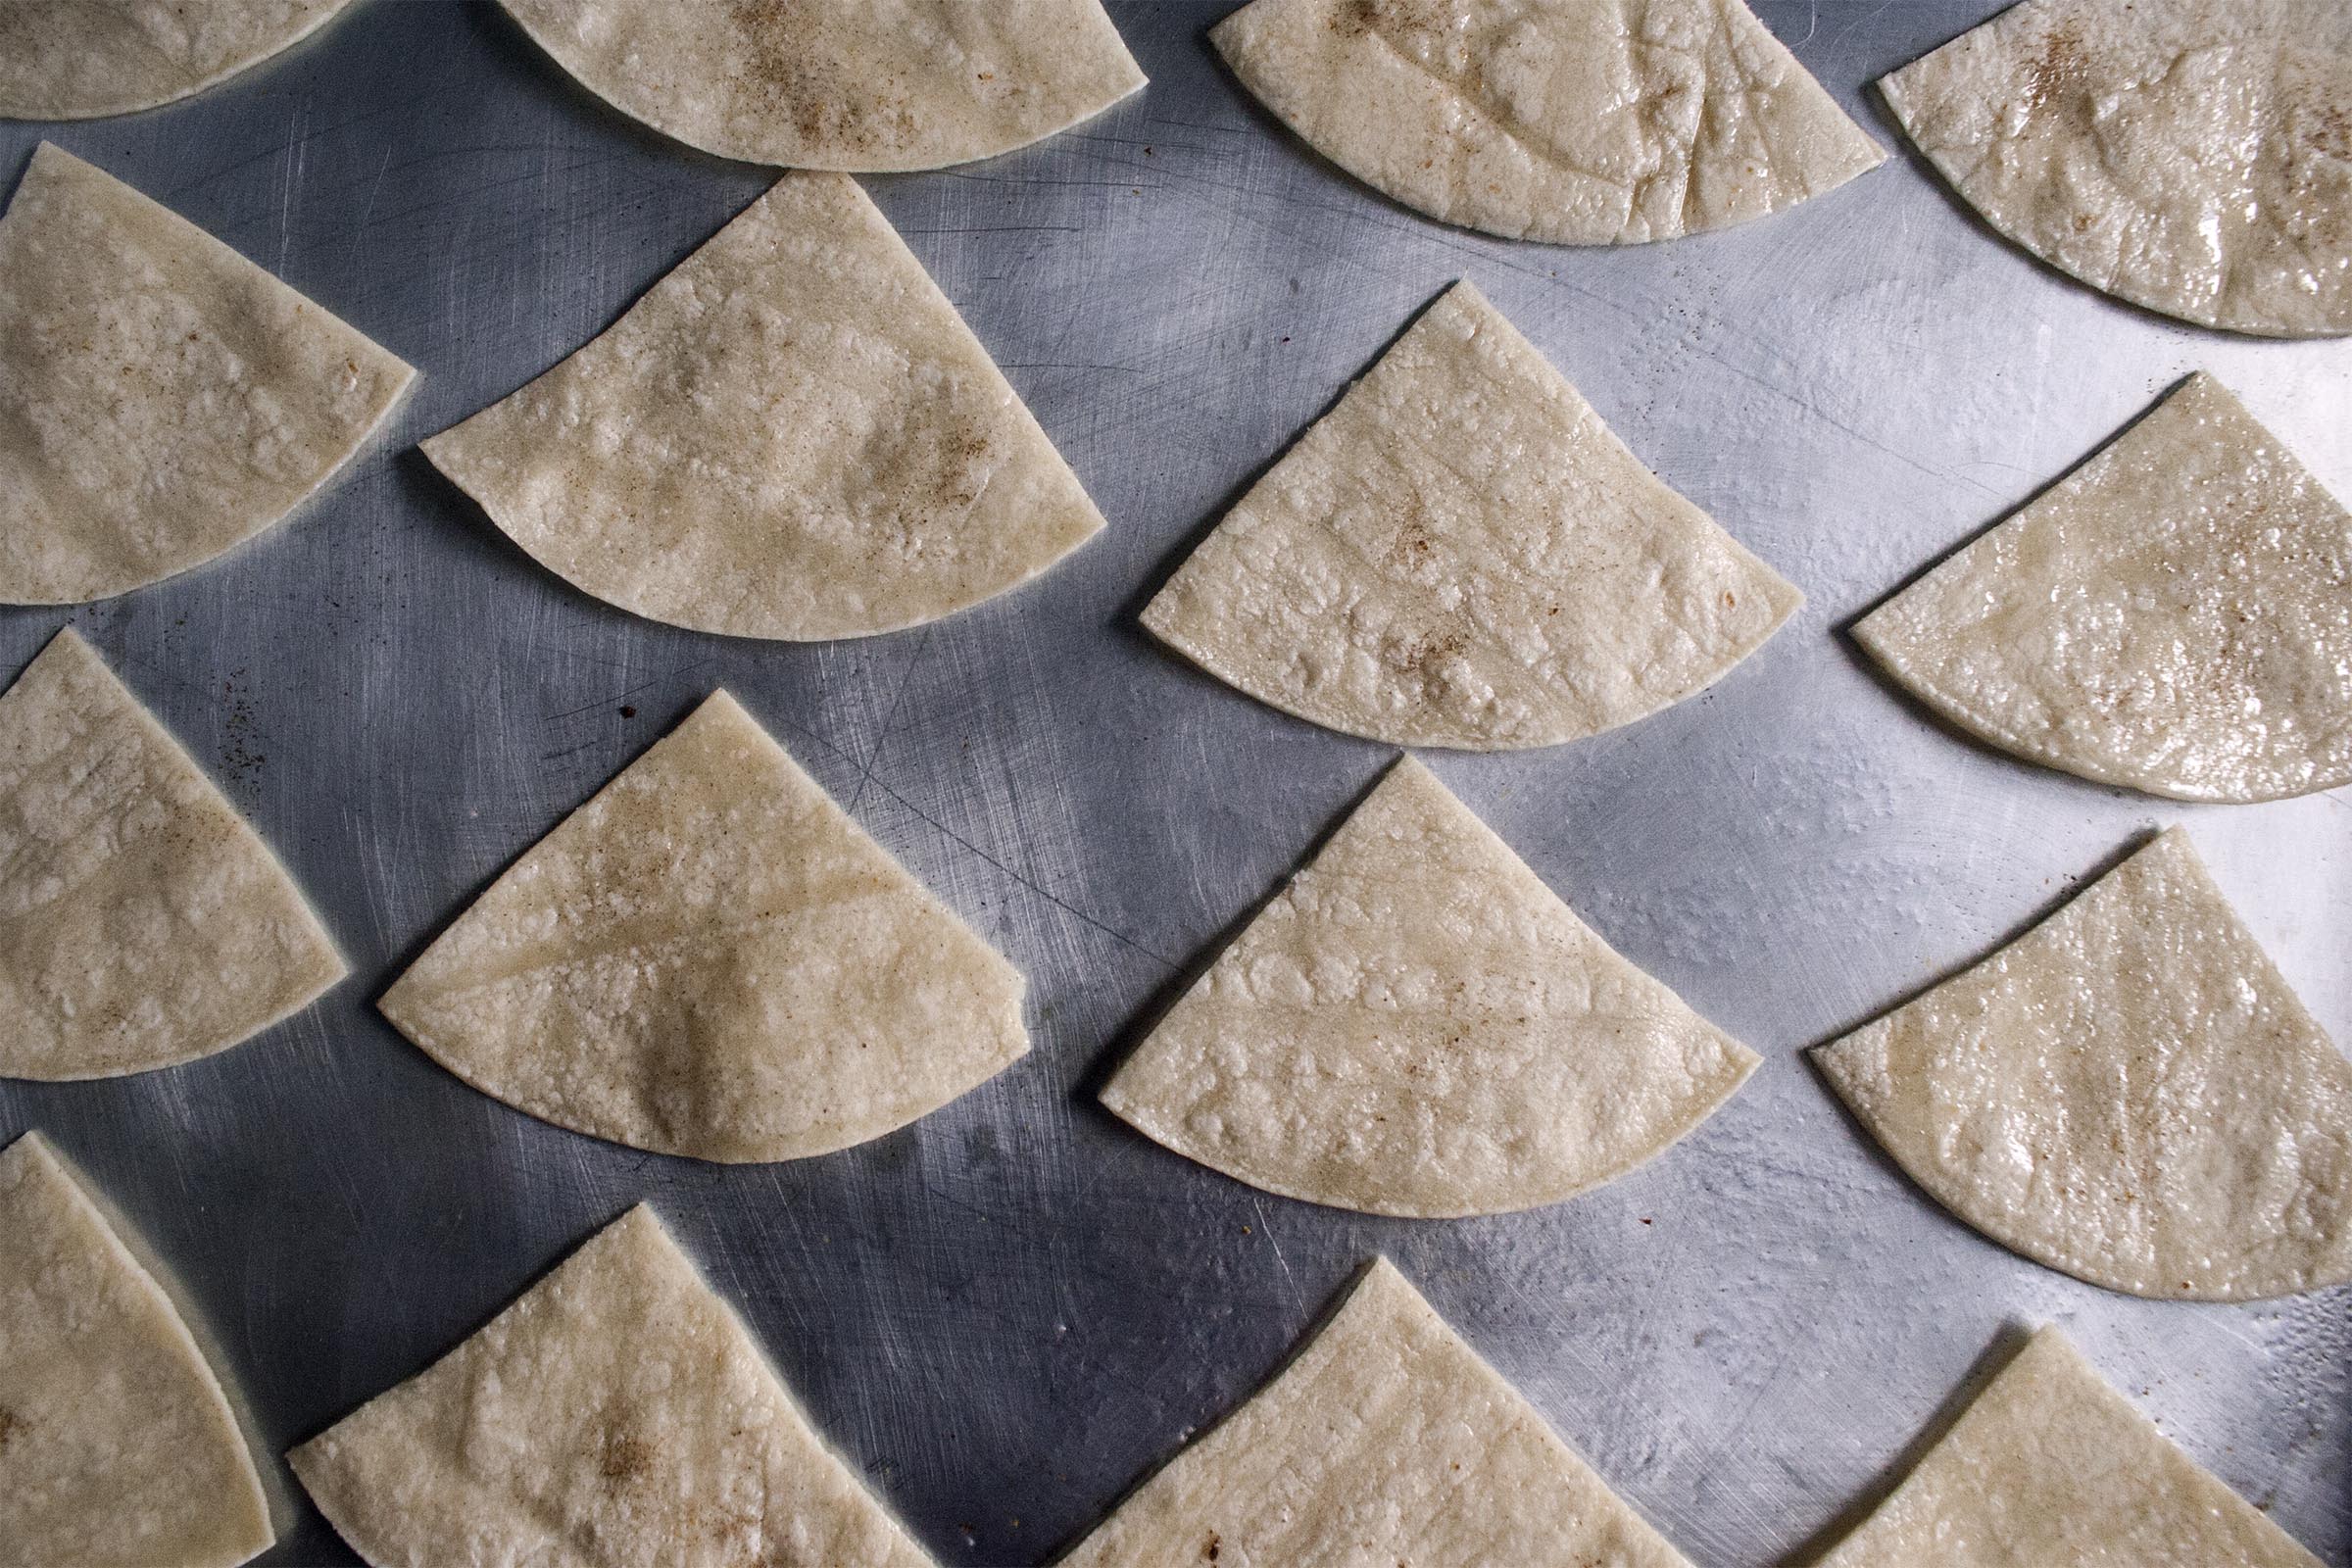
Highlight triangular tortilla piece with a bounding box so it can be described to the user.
[290,1205,935,1568]
[1102,757,1758,1217]
[0,143,415,605]
[378,690,1027,1162]
[423,172,1105,640]
[0,1132,274,1568]
[1815,828,2352,1301]
[1856,374,2352,803]
[1816,1326,2325,1567]
[498,0,1144,171]
[1064,1257,1692,1567]
[1881,0,2352,338]
[1211,0,1885,244]
[0,2,355,120]
[1144,281,1802,750]
[0,629,347,1080]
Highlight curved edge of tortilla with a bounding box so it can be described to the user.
[1103,1041,1757,1219]
[1212,0,1884,246]
[1815,1066,2352,1299]
[1809,830,2352,1302]
[0,143,417,606]
[0,2,360,122]
[1851,612,2351,805]
[374,691,1029,1163]
[1144,539,1802,752]
[1140,281,1804,751]
[3,1132,278,1568]
[380,978,1029,1165]
[1851,372,2352,804]
[0,629,350,1081]
[421,405,1102,646]
[496,0,1146,172]
[418,172,1103,642]
[1100,757,1763,1217]
[1877,53,2351,340]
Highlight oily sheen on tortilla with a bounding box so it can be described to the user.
[0,629,347,1081]
[1816,1326,2325,1567]
[1816,828,2352,1301]
[0,142,414,605]
[290,1205,933,1568]
[1857,373,2352,803]
[1063,1257,1692,1567]
[1144,281,1801,750]
[1211,0,1885,244]
[1881,0,2352,337]
[0,1,355,120]
[378,690,1027,1163]
[423,172,1105,640]
[1102,758,1758,1218]
[0,1132,275,1568]
[498,0,1144,170]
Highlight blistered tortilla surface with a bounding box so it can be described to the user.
[0,1,354,119]
[0,143,414,604]
[1102,757,1758,1217]
[290,1205,935,1568]
[498,0,1144,170]
[1143,281,1801,750]
[1881,0,2352,337]
[0,1132,274,1568]
[0,629,346,1080]
[423,171,1103,640]
[1816,828,2352,1301]
[1211,0,1884,243]
[379,690,1027,1163]
[1858,373,2352,802]
[1817,1326,2325,1567]
[1065,1257,1691,1568]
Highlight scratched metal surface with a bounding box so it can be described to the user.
[1,2,2348,1563]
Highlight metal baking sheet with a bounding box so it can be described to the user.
[3,3,2347,1562]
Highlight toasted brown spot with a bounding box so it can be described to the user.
[599,1420,655,1486]
[2022,24,2089,114]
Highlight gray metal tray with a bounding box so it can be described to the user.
[3,3,2346,1562]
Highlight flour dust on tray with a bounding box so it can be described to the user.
[497,0,1145,170]
[1816,1326,2326,1567]
[1064,1256,1693,1567]
[423,172,1105,640]
[1858,372,2352,803]
[0,1132,276,1568]
[0,1,358,119]
[290,1205,935,1568]
[0,143,414,605]
[1211,0,1885,244]
[1144,281,1802,750]
[1102,757,1758,1217]
[1881,0,2352,337]
[0,630,347,1081]
[378,690,1027,1163]
[1816,827,2352,1301]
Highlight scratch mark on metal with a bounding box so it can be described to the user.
[861,772,1177,968]
[846,626,936,816]
[1251,1198,1306,1316]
